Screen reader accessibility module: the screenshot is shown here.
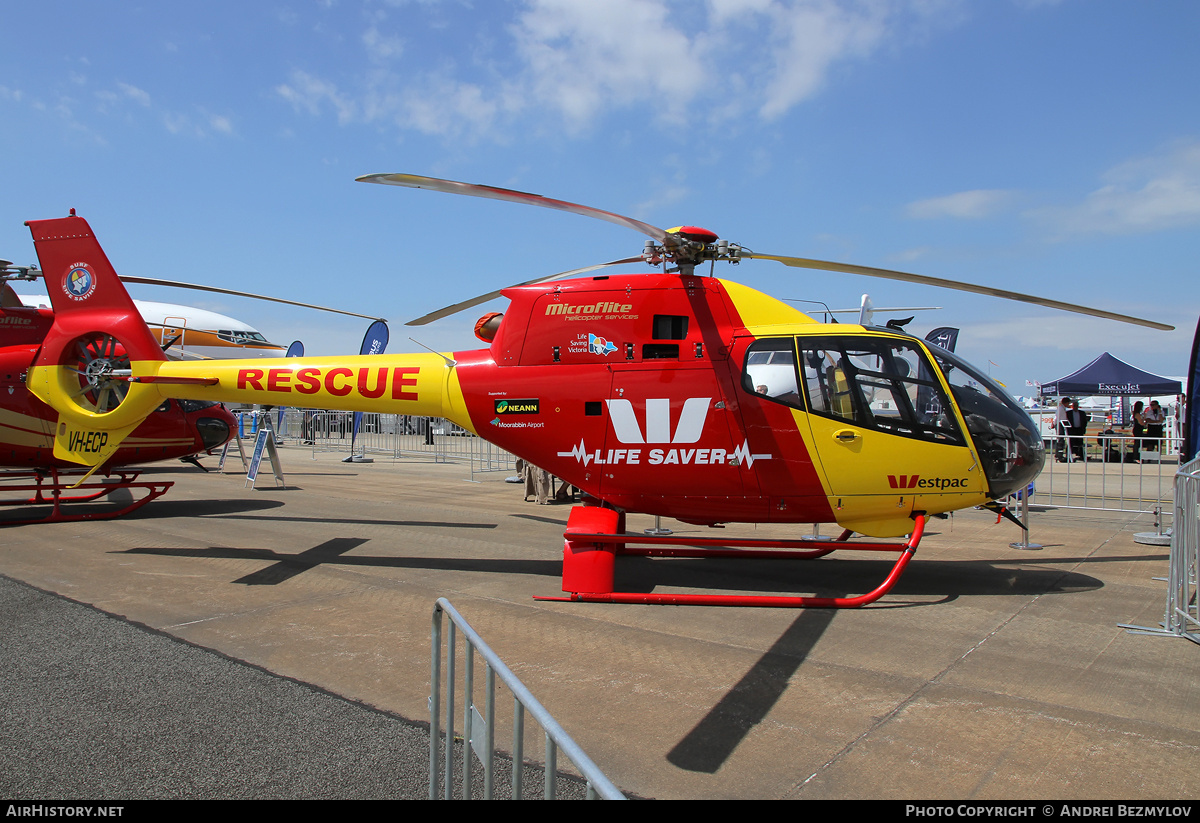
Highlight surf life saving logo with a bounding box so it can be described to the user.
[587,333,617,357]
[63,263,97,302]
[557,397,772,468]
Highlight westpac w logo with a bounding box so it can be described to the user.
[887,474,920,489]
[606,398,710,444]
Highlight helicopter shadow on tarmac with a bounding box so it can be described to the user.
[112,539,561,586]
[648,552,1106,774]
[614,551,1104,600]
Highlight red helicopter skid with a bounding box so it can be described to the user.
[0,468,173,526]
[538,508,925,609]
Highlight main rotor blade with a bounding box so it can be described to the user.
[117,276,385,322]
[406,257,644,326]
[358,173,675,247]
[749,253,1174,331]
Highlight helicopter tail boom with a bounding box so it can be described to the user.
[25,214,472,468]
[153,354,472,425]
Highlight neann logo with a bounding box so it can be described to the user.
[494,398,539,415]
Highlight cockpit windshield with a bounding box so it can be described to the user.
[928,344,1045,497]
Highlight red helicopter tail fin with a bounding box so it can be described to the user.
[24,213,168,467]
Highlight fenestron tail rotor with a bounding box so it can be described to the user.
[66,333,132,413]
[358,172,1174,332]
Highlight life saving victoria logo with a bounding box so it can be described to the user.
[63,263,97,302]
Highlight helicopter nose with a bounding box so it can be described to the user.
[196,416,232,451]
[968,405,1046,499]
[991,422,1045,499]
[951,389,1046,500]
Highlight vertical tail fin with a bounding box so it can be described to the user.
[25,213,167,466]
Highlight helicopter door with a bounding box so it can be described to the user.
[795,335,985,537]
[603,366,747,518]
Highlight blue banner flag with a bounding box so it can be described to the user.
[1185,317,1200,463]
[276,341,305,431]
[924,327,960,353]
[351,321,390,450]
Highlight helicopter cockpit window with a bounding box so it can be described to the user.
[742,338,804,410]
[796,337,963,445]
[929,344,1044,495]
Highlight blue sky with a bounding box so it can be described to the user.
[2,0,1197,395]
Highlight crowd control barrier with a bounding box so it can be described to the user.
[430,598,624,800]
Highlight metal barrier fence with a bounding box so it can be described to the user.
[430,598,624,800]
[1165,455,1200,643]
[274,409,518,477]
[1035,432,1179,515]
[1121,453,1200,644]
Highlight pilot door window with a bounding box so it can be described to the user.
[799,338,963,444]
[744,337,963,445]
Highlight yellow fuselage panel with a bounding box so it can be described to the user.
[156,355,475,432]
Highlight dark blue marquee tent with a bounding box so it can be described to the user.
[1040,352,1182,397]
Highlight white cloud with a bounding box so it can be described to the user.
[362,26,405,63]
[391,76,500,138]
[1036,140,1200,236]
[276,69,358,124]
[632,184,692,219]
[117,82,151,107]
[966,313,1189,381]
[161,108,237,138]
[274,0,960,139]
[757,0,890,119]
[209,114,234,135]
[906,189,1015,219]
[512,0,711,131]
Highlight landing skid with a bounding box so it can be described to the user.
[536,505,926,608]
[0,468,173,525]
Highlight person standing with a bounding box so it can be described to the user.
[1054,397,1071,462]
[1068,400,1088,462]
[1131,400,1146,461]
[1143,400,1166,453]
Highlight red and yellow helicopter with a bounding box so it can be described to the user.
[20,177,1172,605]
[0,260,236,524]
